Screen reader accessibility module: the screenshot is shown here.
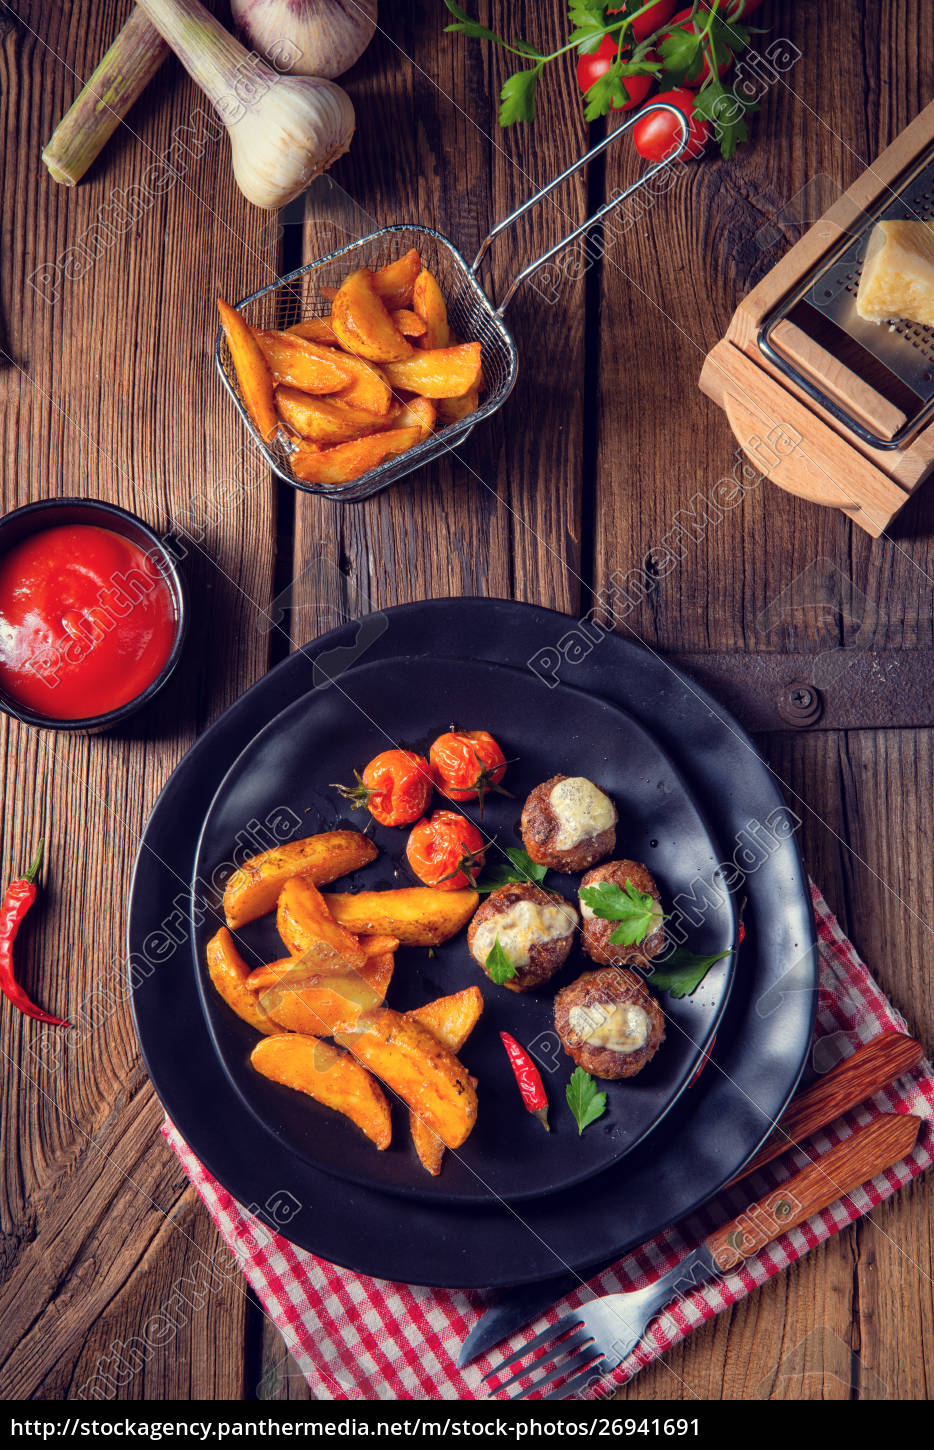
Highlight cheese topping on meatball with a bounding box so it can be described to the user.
[549,777,615,850]
[568,1002,650,1054]
[472,899,576,968]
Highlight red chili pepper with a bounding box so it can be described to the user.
[500,1030,550,1131]
[0,841,70,1027]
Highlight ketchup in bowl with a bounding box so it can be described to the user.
[0,523,178,721]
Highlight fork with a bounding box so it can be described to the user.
[483,1111,921,1399]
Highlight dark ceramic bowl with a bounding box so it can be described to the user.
[0,498,187,732]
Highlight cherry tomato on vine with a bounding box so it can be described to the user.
[609,0,678,44]
[575,36,653,111]
[406,810,487,890]
[632,87,709,161]
[660,7,732,85]
[429,729,509,808]
[335,748,432,827]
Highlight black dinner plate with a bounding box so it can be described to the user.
[128,598,817,1289]
[191,656,737,1204]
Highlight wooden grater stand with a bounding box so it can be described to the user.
[700,100,934,537]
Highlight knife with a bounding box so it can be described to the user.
[457,1030,922,1369]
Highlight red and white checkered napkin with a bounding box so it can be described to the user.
[163,884,934,1400]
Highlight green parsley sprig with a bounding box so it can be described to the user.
[566,1066,607,1134]
[477,846,548,895]
[484,936,518,985]
[579,878,665,947]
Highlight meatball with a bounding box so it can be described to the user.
[467,882,578,992]
[520,774,617,873]
[554,967,665,1080]
[579,860,666,967]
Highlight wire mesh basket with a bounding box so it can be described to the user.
[216,106,688,503]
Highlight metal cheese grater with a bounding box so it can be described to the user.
[216,105,688,504]
[700,99,934,536]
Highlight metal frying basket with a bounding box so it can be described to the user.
[216,105,688,502]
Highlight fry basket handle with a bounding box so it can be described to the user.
[470,105,689,316]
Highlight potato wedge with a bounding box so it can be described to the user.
[246,934,399,993]
[217,299,279,442]
[336,1009,478,1149]
[331,269,414,363]
[254,329,351,394]
[436,387,479,426]
[407,986,484,1175]
[206,927,279,1034]
[277,877,367,968]
[413,269,450,350]
[276,386,394,445]
[392,309,428,339]
[368,249,422,309]
[382,343,482,398]
[329,352,393,414]
[394,393,436,441]
[223,830,378,929]
[290,426,422,486]
[323,887,479,945]
[408,986,484,1053]
[251,1034,392,1149]
[288,316,339,345]
[259,952,394,1035]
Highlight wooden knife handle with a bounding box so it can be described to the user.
[705,1112,922,1273]
[727,1032,923,1187]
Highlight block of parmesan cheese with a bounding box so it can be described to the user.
[856,219,934,326]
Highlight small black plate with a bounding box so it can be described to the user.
[192,656,736,1204]
[129,599,817,1289]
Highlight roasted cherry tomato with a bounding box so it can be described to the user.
[406,810,487,890]
[609,0,677,43]
[335,748,432,827]
[575,36,653,111]
[632,87,709,161]
[659,7,732,86]
[429,729,509,809]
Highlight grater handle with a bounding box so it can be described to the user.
[470,105,689,316]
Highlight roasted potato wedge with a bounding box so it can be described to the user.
[288,316,339,345]
[254,329,352,394]
[217,299,279,442]
[277,877,367,968]
[331,269,413,363]
[223,830,377,929]
[290,426,422,486]
[328,352,393,414]
[406,986,484,1175]
[436,387,479,425]
[206,927,279,1034]
[382,343,483,399]
[392,308,428,338]
[394,393,436,440]
[336,1009,478,1149]
[276,386,395,444]
[245,934,399,993]
[322,887,479,946]
[251,1034,392,1149]
[258,953,394,1035]
[413,269,450,350]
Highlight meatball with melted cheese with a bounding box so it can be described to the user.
[467,882,578,992]
[520,775,617,873]
[554,967,665,1080]
[579,860,665,968]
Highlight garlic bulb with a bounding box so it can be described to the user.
[230,0,378,78]
[135,0,355,210]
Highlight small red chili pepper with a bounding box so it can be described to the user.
[0,841,70,1027]
[500,1030,550,1131]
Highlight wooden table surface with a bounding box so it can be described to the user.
[1,0,932,1403]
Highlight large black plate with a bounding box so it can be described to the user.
[128,599,817,1289]
[192,656,736,1203]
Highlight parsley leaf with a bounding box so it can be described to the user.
[568,0,611,53]
[579,878,664,947]
[499,65,542,126]
[647,945,732,999]
[442,0,501,43]
[691,80,755,159]
[477,847,548,895]
[566,1066,607,1135]
[484,936,518,985]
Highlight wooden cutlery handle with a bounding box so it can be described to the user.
[728,1032,923,1186]
[705,1112,922,1273]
